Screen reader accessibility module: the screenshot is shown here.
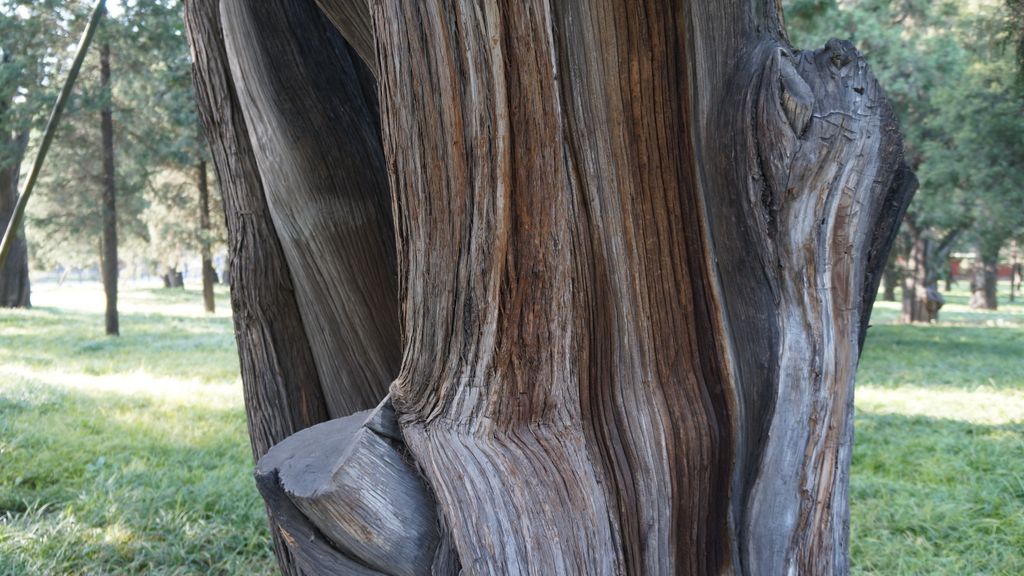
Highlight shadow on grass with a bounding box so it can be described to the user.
[851,410,1023,575]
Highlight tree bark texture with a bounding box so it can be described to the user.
[219,0,400,419]
[186,0,401,574]
[0,130,30,309]
[187,1,915,574]
[99,42,120,336]
[197,158,216,314]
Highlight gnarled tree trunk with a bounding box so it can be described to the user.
[186,1,915,574]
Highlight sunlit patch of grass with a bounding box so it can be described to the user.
[0,285,273,575]
[856,385,1024,425]
[0,283,239,384]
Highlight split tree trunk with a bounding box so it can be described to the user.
[0,130,30,308]
[197,158,216,314]
[186,1,915,574]
[186,0,399,573]
[99,42,119,336]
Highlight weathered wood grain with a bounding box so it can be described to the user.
[220,0,400,418]
[374,2,734,573]
[186,2,333,573]
[689,4,917,570]
[255,469,388,576]
[372,2,913,575]
[312,0,376,77]
[185,0,329,465]
[257,405,442,576]
[191,0,915,574]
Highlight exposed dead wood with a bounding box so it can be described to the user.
[256,400,446,576]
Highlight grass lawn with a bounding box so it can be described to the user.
[0,283,274,576]
[1,280,1022,575]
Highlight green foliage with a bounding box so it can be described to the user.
[14,1,225,273]
[785,0,1024,287]
[0,1,83,173]
[918,5,1024,260]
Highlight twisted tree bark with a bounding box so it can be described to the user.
[186,1,915,574]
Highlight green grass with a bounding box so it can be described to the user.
[853,281,1023,575]
[1,281,1022,575]
[0,283,274,575]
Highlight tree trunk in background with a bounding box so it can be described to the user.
[0,130,30,308]
[970,246,999,310]
[187,1,915,574]
[197,159,216,313]
[99,42,119,336]
[883,257,899,301]
[162,266,184,288]
[901,219,929,323]
[1010,243,1018,303]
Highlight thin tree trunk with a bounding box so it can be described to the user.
[901,218,929,323]
[99,42,119,336]
[0,130,30,308]
[197,158,216,313]
[188,1,915,574]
